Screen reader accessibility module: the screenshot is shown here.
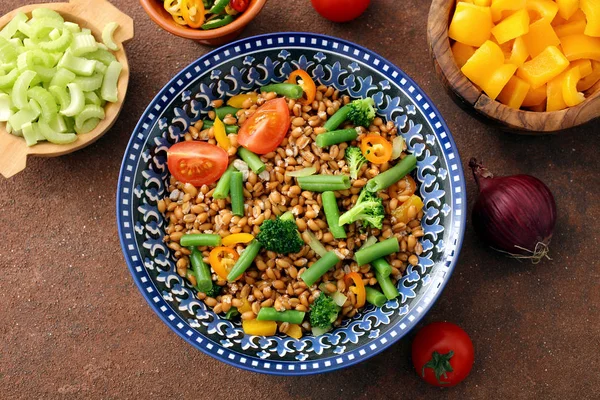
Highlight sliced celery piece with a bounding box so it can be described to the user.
[60,82,84,117]
[12,69,37,109]
[8,106,39,131]
[6,122,17,135]
[49,28,60,41]
[75,104,104,130]
[50,68,76,87]
[49,113,67,132]
[29,98,42,115]
[81,28,91,35]
[63,22,80,34]
[0,12,29,40]
[84,91,101,106]
[38,28,72,53]
[94,61,107,74]
[84,48,115,66]
[31,18,64,40]
[73,73,103,92]
[58,51,95,76]
[49,85,70,111]
[0,93,13,121]
[38,120,76,144]
[31,65,56,83]
[96,42,108,51]
[100,60,121,102]
[0,38,18,64]
[27,86,57,121]
[21,122,40,146]
[17,21,33,38]
[102,22,119,51]
[17,50,55,71]
[0,69,18,89]
[74,117,99,134]
[70,33,97,56]
[31,8,64,22]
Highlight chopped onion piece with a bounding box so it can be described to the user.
[330,291,348,307]
[285,166,317,177]
[391,135,405,160]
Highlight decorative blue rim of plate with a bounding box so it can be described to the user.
[117,32,467,376]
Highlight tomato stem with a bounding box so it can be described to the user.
[422,350,454,385]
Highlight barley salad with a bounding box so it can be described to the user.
[159,70,424,339]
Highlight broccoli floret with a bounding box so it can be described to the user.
[347,97,376,128]
[338,188,385,229]
[309,293,340,329]
[202,283,222,298]
[256,211,304,254]
[345,146,367,179]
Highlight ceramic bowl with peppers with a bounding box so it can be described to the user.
[139,0,266,45]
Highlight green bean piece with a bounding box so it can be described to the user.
[297,174,351,192]
[323,104,351,132]
[370,258,393,277]
[365,287,387,307]
[230,171,244,217]
[354,237,400,266]
[322,191,346,239]
[315,128,358,148]
[238,147,265,174]
[300,251,340,287]
[376,271,400,300]
[214,106,239,120]
[190,247,212,293]
[365,155,417,192]
[213,164,235,199]
[260,83,303,99]
[227,240,262,281]
[202,15,235,30]
[180,233,222,247]
[208,0,230,14]
[201,119,238,134]
[256,307,306,324]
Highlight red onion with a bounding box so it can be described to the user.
[469,158,556,263]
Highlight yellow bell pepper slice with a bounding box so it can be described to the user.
[484,63,518,99]
[572,59,593,78]
[522,83,548,106]
[462,40,506,88]
[491,0,526,23]
[474,0,492,5]
[392,195,425,224]
[526,0,559,23]
[497,75,531,108]
[528,101,547,111]
[238,298,252,313]
[510,37,529,66]
[581,0,600,37]
[242,319,277,336]
[554,19,587,38]
[213,116,231,150]
[285,324,303,339]
[546,71,568,111]
[449,2,493,47]
[491,9,530,44]
[562,66,585,106]
[577,60,600,91]
[560,34,600,61]
[452,41,477,68]
[522,19,561,58]
[227,92,258,108]
[222,233,255,246]
[556,0,580,20]
[517,45,570,89]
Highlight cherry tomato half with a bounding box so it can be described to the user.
[230,0,249,13]
[167,141,228,186]
[237,97,291,154]
[310,0,371,23]
[287,69,316,105]
[412,322,474,387]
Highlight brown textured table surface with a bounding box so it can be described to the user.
[1,1,599,399]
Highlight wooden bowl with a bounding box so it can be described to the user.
[427,0,600,134]
[0,0,134,178]
[139,0,267,46]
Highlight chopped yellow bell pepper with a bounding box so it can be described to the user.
[577,60,600,91]
[528,101,547,111]
[474,0,492,5]
[554,19,587,38]
[571,59,593,77]
[285,324,303,339]
[213,116,231,150]
[510,36,529,66]
[222,233,255,246]
[485,63,519,99]
[497,75,531,108]
[238,298,252,313]
[517,45,570,88]
[491,0,526,22]
[562,66,585,106]
[449,2,493,47]
[452,41,477,68]
[462,40,506,88]
[522,83,548,106]
[526,0,559,23]
[556,0,580,20]
[227,92,258,108]
[242,319,277,336]
[546,71,568,111]
[581,0,600,37]
[491,9,530,44]
[522,19,561,58]
[392,195,424,224]
[560,34,600,61]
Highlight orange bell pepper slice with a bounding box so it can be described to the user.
[360,135,393,164]
[392,195,425,224]
[209,247,240,281]
[287,69,316,105]
[227,93,258,108]
[180,0,205,29]
[344,272,366,308]
[222,233,255,247]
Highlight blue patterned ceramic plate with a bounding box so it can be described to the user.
[117,33,466,375]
